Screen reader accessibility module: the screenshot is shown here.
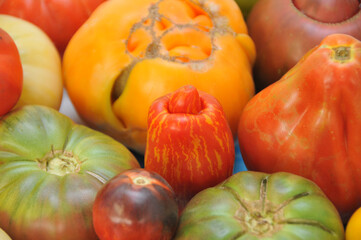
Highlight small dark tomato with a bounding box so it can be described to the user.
[93,168,179,240]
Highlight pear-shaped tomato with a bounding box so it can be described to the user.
[0,15,63,110]
[175,171,344,240]
[0,0,107,54]
[0,105,140,240]
[63,0,256,153]
[238,34,361,221]
[0,28,22,116]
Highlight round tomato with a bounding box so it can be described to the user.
[0,0,107,54]
[0,28,22,116]
[174,171,344,240]
[346,207,361,240]
[63,0,256,153]
[93,168,179,240]
[0,15,63,110]
[0,105,140,240]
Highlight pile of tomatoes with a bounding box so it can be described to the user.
[0,0,361,240]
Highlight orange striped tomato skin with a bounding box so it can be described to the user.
[145,86,235,208]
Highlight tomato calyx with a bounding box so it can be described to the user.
[332,46,351,62]
[37,146,81,176]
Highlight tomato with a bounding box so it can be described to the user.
[247,0,361,90]
[174,171,344,240]
[346,207,361,240]
[145,85,235,209]
[93,168,179,240]
[0,228,11,240]
[0,105,140,240]
[0,15,63,110]
[63,0,256,153]
[0,0,106,54]
[238,34,361,221]
[0,28,22,117]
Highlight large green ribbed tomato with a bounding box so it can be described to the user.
[174,171,344,240]
[0,105,140,240]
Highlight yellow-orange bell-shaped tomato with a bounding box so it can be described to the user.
[63,0,256,153]
[346,207,361,240]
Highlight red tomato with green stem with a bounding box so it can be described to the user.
[0,0,107,55]
[93,168,179,240]
[0,28,22,116]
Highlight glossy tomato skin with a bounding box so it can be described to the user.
[0,105,140,240]
[0,28,22,116]
[145,86,235,209]
[0,0,106,54]
[174,171,344,240]
[238,34,361,221]
[93,168,179,240]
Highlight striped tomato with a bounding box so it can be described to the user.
[145,85,235,208]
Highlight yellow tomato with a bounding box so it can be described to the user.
[346,207,361,240]
[0,228,11,240]
[0,15,63,110]
[63,0,255,153]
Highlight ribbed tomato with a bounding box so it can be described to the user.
[0,105,140,240]
[0,28,22,116]
[175,171,344,240]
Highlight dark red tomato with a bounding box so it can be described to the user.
[0,0,107,54]
[93,168,179,240]
[0,28,22,116]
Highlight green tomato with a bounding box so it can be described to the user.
[0,105,140,240]
[175,171,344,240]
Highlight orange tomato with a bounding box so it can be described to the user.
[63,0,255,153]
[346,207,361,240]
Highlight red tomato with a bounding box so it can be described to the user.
[0,0,107,54]
[145,85,235,209]
[238,34,361,221]
[93,169,179,240]
[0,28,22,116]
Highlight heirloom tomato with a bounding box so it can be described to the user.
[0,15,63,110]
[93,168,179,240]
[346,207,361,240]
[63,0,256,153]
[0,28,22,117]
[174,171,344,240]
[238,34,361,221]
[0,105,140,240]
[0,0,107,54]
[145,85,235,208]
[248,0,361,90]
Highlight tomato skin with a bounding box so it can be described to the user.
[0,105,140,240]
[0,15,63,110]
[0,0,106,54]
[93,168,179,240]
[346,207,361,240]
[0,28,22,116]
[63,0,255,154]
[174,171,344,240]
[145,86,235,209]
[238,34,361,221]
